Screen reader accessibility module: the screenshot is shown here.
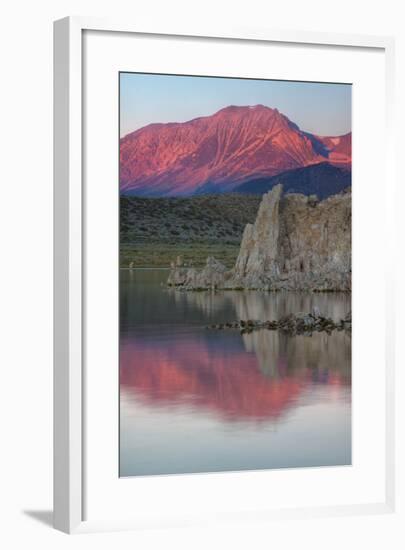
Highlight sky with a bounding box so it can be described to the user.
[120,72,351,138]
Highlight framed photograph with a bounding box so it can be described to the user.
[54,17,396,533]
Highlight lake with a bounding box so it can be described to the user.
[120,269,351,477]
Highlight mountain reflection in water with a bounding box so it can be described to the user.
[120,269,351,476]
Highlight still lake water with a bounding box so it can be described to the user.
[120,269,351,477]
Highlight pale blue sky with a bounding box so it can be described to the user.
[120,73,351,138]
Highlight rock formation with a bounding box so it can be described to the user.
[167,184,351,291]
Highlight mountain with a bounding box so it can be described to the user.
[316,133,351,166]
[120,105,351,197]
[233,162,351,200]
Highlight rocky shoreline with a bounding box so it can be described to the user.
[206,310,352,335]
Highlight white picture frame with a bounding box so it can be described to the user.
[54,16,396,534]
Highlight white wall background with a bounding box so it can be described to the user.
[0,0,403,548]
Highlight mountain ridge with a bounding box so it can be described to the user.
[120,105,351,197]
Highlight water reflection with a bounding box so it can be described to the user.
[168,284,350,322]
[121,328,350,422]
[120,269,351,475]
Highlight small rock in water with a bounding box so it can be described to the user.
[206,311,351,334]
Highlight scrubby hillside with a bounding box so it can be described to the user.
[120,194,261,267]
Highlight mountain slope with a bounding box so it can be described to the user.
[316,133,351,167]
[120,105,351,197]
[233,162,351,200]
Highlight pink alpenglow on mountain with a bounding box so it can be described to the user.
[316,133,352,166]
[120,105,351,197]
